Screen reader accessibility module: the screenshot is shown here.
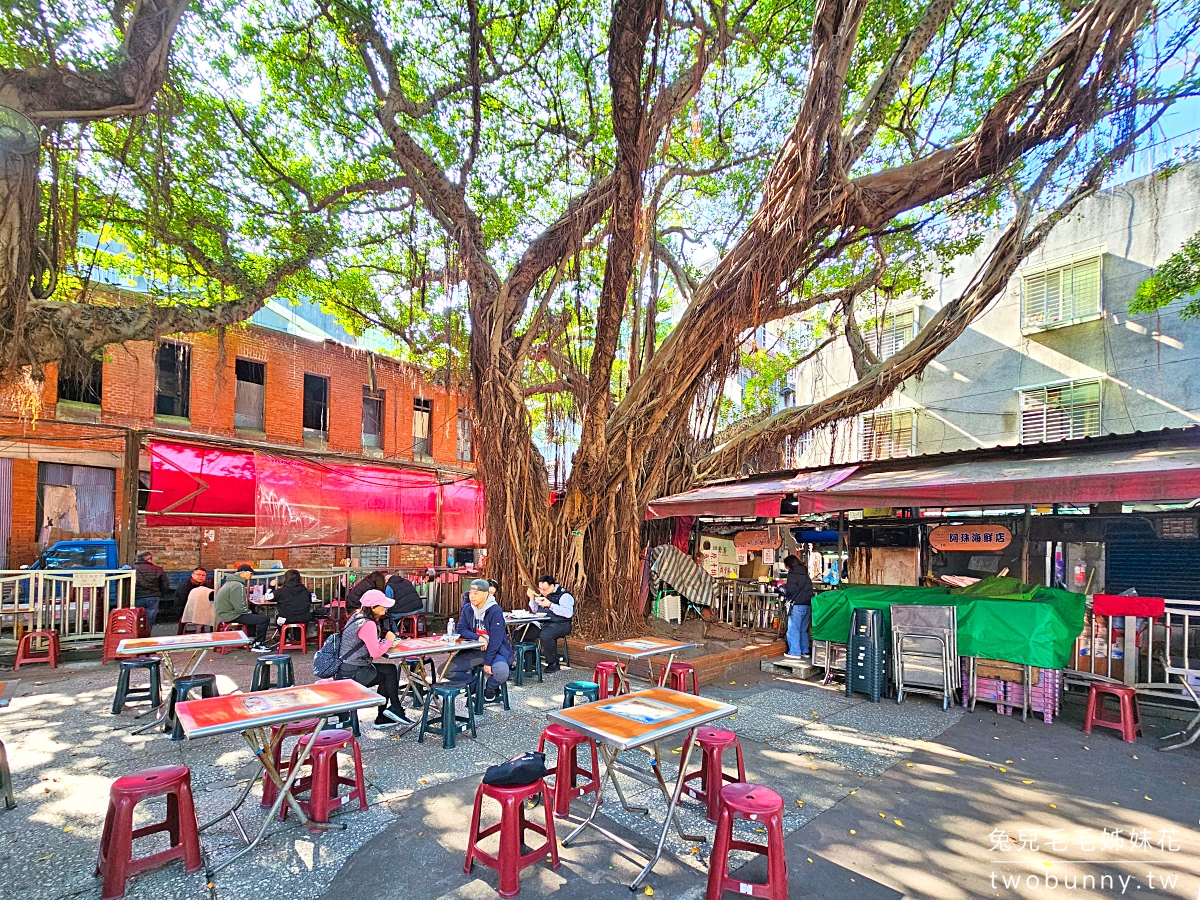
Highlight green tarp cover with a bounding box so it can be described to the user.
[811,581,1086,669]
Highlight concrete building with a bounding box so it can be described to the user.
[790,162,1200,466]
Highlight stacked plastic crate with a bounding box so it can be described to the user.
[961,659,1013,715]
[1003,669,1062,723]
[846,608,888,702]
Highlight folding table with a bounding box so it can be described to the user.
[1158,654,1200,751]
[116,632,251,732]
[550,686,736,890]
[174,679,383,878]
[0,679,19,810]
[384,635,485,706]
[503,611,550,644]
[586,637,697,690]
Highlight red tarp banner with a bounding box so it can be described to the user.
[146,440,486,547]
[145,441,256,527]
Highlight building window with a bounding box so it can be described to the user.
[154,342,191,419]
[303,374,329,440]
[37,463,115,536]
[785,431,812,467]
[354,545,390,568]
[234,359,266,431]
[874,309,916,359]
[362,387,384,449]
[57,357,103,406]
[1021,254,1103,331]
[1019,379,1101,444]
[861,409,915,460]
[457,408,473,462]
[412,397,433,459]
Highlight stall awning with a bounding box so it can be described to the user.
[646,430,1200,518]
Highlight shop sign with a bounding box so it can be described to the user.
[733,528,782,550]
[929,524,1012,552]
[73,571,107,589]
[698,535,740,578]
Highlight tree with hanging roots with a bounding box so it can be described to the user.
[1,0,1197,635]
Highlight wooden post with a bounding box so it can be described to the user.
[1021,505,1032,584]
[836,511,845,580]
[118,429,140,566]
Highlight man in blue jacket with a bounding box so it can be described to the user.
[447,578,514,700]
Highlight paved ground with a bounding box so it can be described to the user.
[0,645,1196,899]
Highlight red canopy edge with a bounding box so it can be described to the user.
[645,466,860,519]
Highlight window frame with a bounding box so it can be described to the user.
[302,373,330,440]
[234,358,266,432]
[860,408,916,461]
[57,357,104,407]
[154,341,192,420]
[412,397,433,459]
[362,387,385,450]
[1020,249,1105,334]
[1017,377,1103,445]
[456,408,473,462]
[873,308,917,359]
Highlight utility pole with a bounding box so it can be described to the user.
[118,429,140,565]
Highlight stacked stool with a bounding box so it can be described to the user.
[103,609,147,664]
[1083,683,1142,743]
[846,607,887,702]
[95,765,202,900]
[112,658,162,715]
[283,728,368,828]
[679,727,747,821]
[706,783,787,900]
[464,777,559,898]
[592,660,628,699]
[538,723,600,818]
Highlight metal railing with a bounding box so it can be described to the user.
[212,566,466,617]
[705,581,785,632]
[0,570,135,647]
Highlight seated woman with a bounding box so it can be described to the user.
[273,568,313,627]
[335,589,408,726]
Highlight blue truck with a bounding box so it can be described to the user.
[26,538,120,571]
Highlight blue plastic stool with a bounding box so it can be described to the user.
[563,681,600,709]
[473,666,511,714]
[112,657,162,714]
[514,642,543,686]
[419,683,476,749]
[251,654,294,691]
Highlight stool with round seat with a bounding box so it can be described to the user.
[473,666,511,714]
[283,728,368,828]
[166,674,218,740]
[592,660,628,699]
[1083,683,1142,743]
[464,778,559,898]
[659,661,700,695]
[563,681,600,708]
[538,723,600,818]
[260,718,320,811]
[419,683,476,749]
[552,634,570,669]
[95,764,202,900]
[316,617,339,648]
[399,613,427,639]
[14,630,59,670]
[112,657,162,715]
[251,654,295,692]
[706,783,788,900]
[176,620,212,636]
[679,727,747,822]
[214,623,247,654]
[278,622,308,654]
[102,609,147,665]
[513,642,543,685]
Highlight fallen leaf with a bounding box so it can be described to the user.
[807,858,814,864]
[811,766,819,771]
[63,826,73,833]
[1005,760,1013,764]
[644,888,654,896]
[1049,804,1057,809]
[906,763,913,768]
[894,819,904,827]
[879,813,886,818]
[796,800,804,808]
[1143,795,1152,801]
[999,767,1007,773]
[1022,780,1034,785]
[849,790,857,795]
[959,757,966,761]
[38,854,52,862]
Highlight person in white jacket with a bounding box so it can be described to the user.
[526,574,575,673]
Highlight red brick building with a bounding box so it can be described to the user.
[0,323,475,572]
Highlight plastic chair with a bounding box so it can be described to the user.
[419,683,476,749]
[95,765,202,900]
[706,783,787,900]
[538,723,600,818]
[14,630,59,670]
[513,642,543,686]
[284,729,368,828]
[679,727,747,822]
[464,778,559,898]
[550,635,571,668]
[1083,683,1142,743]
[563,681,600,708]
[251,655,295,692]
[214,623,247,654]
[112,658,162,715]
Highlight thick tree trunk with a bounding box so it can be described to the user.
[0,148,41,374]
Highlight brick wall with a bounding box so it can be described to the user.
[137,524,203,570]
[284,546,339,568]
[9,459,39,566]
[564,638,786,687]
[392,545,437,567]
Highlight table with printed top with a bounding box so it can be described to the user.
[586,636,697,691]
[174,679,383,878]
[116,631,251,733]
[384,634,485,706]
[549,686,736,890]
[503,609,550,643]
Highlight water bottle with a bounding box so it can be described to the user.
[447,616,455,640]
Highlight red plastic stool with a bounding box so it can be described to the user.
[278,623,308,654]
[660,661,700,694]
[95,765,202,900]
[706,783,788,900]
[14,630,59,670]
[537,723,600,818]
[316,618,339,646]
[399,613,427,639]
[464,778,560,898]
[214,624,247,654]
[680,727,747,822]
[103,610,147,664]
[260,718,320,811]
[284,729,367,828]
[593,660,628,699]
[1083,683,1142,743]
